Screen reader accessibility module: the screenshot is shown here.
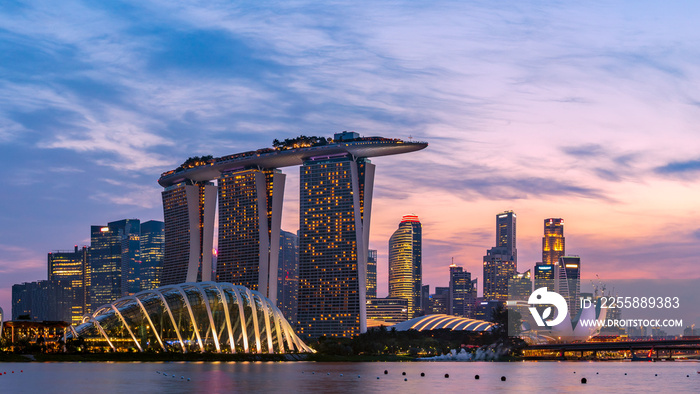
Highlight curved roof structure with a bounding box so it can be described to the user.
[158,136,428,187]
[68,282,313,353]
[391,314,495,332]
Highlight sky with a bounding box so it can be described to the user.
[1,0,699,331]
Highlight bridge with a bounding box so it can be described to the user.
[524,338,700,360]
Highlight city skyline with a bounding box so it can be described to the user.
[1,1,700,330]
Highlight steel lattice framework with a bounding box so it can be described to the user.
[68,282,313,353]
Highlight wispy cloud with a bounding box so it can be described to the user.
[655,158,700,176]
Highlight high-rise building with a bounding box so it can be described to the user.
[557,256,581,320]
[12,280,73,322]
[449,263,475,317]
[542,218,565,266]
[297,152,374,338]
[48,246,88,325]
[161,181,216,285]
[534,262,555,290]
[421,284,430,315]
[277,230,299,326]
[366,298,408,325]
[121,227,141,296]
[496,210,517,261]
[89,225,121,310]
[483,211,517,301]
[89,219,140,309]
[429,287,449,315]
[216,168,285,301]
[508,269,532,301]
[158,133,427,337]
[388,215,422,318]
[366,249,377,299]
[140,220,164,291]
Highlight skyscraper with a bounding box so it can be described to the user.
[497,210,517,261]
[366,249,377,299]
[297,153,374,338]
[388,215,422,318]
[542,218,565,266]
[509,269,532,301]
[557,256,581,320]
[483,211,517,301]
[161,181,216,285]
[448,263,475,317]
[534,262,555,290]
[216,168,285,301]
[48,246,88,324]
[277,230,299,326]
[429,287,449,315]
[12,280,72,322]
[140,220,164,291]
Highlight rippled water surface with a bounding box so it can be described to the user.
[0,360,697,393]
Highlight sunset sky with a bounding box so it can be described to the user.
[1,1,699,330]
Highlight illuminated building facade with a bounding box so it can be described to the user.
[429,287,449,315]
[542,218,565,266]
[366,298,408,325]
[497,210,517,261]
[388,215,422,318]
[421,285,430,315]
[11,280,72,322]
[483,211,517,301]
[297,154,374,338]
[68,282,313,354]
[534,262,555,290]
[161,181,216,285]
[48,246,89,324]
[277,230,298,326]
[449,263,475,317]
[366,249,377,299]
[508,269,532,301]
[158,133,427,337]
[557,256,581,319]
[140,220,164,291]
[216,167,284,301]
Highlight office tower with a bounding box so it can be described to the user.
[277,230,299,326]
[297,153,374,338]
[449,263,475,317]
[120,226,141,296]
[366,298,409,324]
[48,246,88,325]
[216,168,285,301]
[388,214,422,318]
[161,181,216,285]
[140,220,165,291]
[509,269,532,301]
[542,218,565,266]
[496,210,517,261]
[557,256,581,320]
[534,262,555,290]
[12,280,72,322]
[366,249,377,299]
[421,284,430,315]
[429,287,449,314]
[483,211,517,301]
[89,225,121,309]
[89,219,140,309]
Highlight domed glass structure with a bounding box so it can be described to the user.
[67,282,312,353]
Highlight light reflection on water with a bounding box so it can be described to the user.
[0,361,697,393]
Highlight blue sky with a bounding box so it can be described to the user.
[1,1,700,331]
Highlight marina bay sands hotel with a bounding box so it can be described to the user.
[157,132,427,338]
